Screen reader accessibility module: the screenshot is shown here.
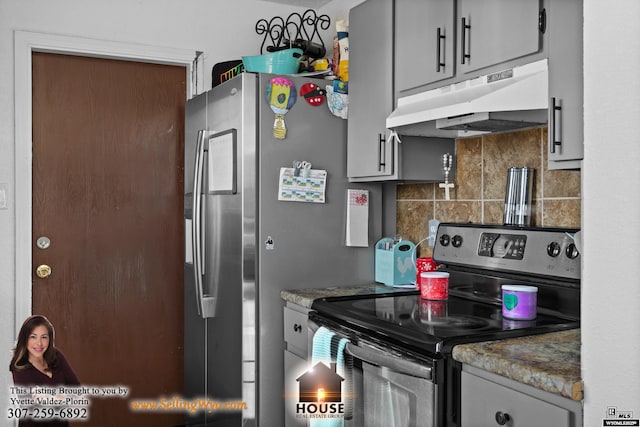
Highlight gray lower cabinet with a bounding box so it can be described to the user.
[283,303,311,427]
[460,365,582,427]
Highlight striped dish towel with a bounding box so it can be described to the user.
[310,327,352,427]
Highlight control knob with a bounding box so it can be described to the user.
[439,234,450,246]
[566,243,580,259]
[547,241,561,257]
[451,235,463,248]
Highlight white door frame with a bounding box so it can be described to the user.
[14,30,200,332]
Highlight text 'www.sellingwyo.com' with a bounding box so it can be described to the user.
[129,396,248,414]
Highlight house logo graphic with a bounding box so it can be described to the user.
[295,362,345,419]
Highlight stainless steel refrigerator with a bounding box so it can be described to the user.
[184,72,383,426]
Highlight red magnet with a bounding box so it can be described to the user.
[300,82,326,106]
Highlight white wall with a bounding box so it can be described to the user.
[320,0,364,23]
[582,0,640,423]
[0,0,352,423]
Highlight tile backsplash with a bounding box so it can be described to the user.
[396,127,581,257]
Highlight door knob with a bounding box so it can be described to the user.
[36,264,52,279]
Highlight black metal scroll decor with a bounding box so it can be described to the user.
[255,10,330,56]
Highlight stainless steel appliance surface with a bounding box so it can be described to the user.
[310,223,581,427]
[184,72,383,427]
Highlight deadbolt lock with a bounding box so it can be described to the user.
[36,264,52,279]
[36,236,51,250]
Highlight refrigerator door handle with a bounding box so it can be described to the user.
[192,129,217,318]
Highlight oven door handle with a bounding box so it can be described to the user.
[345,342,433,381]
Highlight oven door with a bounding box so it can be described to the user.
[309,316,440,427]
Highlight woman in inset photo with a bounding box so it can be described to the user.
[9,314,80,426]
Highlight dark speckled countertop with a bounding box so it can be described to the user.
[452,329,582,400]
[280,283,415,309]
[281,286,582,401]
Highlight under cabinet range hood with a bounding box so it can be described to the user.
[387,59,549,137]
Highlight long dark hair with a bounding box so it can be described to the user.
[10,315,58,372]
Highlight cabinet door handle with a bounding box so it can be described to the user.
[461,17,471,64]
[549,97,562,154]
[378,133,386,172]
[293,324,302,333]
[436,27,446,72]
[494,411,511,425]
[538,8,547,33]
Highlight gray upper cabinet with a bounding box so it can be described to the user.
[347,0,395,179]
[395,0,456,92]
[458,0,542,74]
[348,0,456,182]
[396,0,544,96]
[391,0,583,170]
[547,0,583,169]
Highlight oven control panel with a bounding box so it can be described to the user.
[477,233,527,260]
[433,224,580,280]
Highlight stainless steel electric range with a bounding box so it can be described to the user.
[309,223,581,427]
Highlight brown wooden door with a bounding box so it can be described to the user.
[31,52,185,427]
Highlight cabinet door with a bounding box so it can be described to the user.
[547,0,583,168]
[459,0,541,74]
[395,0,455,93]
[283,306,309,358]
[461,371,571,427]
[347,0,395,179]
[284,350,309,427]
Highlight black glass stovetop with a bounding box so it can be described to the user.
[311,291,579,356]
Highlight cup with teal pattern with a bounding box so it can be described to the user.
[502,285,538,320]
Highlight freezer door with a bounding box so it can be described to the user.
[203,76,247,425]
[187,78,246,320]
[184,91,207,421]
[184,77,247,426]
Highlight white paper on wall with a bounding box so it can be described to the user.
[346,189,369,247]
